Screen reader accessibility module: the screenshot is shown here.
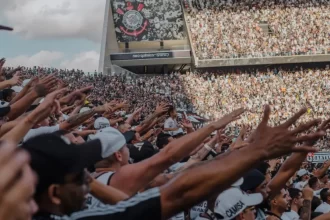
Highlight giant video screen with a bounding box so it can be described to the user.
[112,0,186,42]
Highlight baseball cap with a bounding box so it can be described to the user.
[241,169,265,191]
[214,186,263,220]
[123,130,136,143]
[297,169,309,177]
[11,86,23,93]
[79,107,91,113]
[88,127,126,153]
[128,141,159,163]
[94,117,110,130]
[22,132,124,195]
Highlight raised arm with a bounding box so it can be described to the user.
[7,75,57,120]
[1,88,68,143]
[110,108,245,196]
[159,106,324,219]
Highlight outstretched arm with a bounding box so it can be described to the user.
[110,108,245,196]
[159,106,324,219]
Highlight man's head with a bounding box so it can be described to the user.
[308,177,320,190]
[269,189,292,213]
[91,127,130,167]
[156,133,174,149]
[288,188,303,210]
[118,122,131,133]
[2,88,16,102]
[296,169,310,182]
[214,178,263,220]
[22,132,123,215]
[241,169,269,200]
[168,105,177,118]
[320,188,330,203]
[94,117,110,130]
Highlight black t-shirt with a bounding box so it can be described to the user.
[33,188,161,220]
[0,106,10,117]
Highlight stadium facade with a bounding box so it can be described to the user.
[99,0,330,75]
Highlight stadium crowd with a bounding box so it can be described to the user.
[3,4,330,219]
[2,58,330,220]
[186,0,330,59]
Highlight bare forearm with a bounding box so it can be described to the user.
[10,87,30,104]
[60,109,96,131]
[0,80,14,90]
[300,200,311,220]
[141,112,158,126]
[1,117,34,143]
[7,92,38,120]
[160,146,264,219]
[90,180,129,205]
[268,152,307,194]
[69,105,82,117]
[162,125,215,163]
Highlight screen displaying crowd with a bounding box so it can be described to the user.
[2,58,330,220]
[185,0,330,60]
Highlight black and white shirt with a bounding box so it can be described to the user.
[33,188,161,220]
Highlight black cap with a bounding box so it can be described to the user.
[21,133,104,195]
[128,141,158,163]
[123,130,136,144]
[241,169,265,191]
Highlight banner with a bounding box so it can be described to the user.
[112,0,185,42]
[306,152,330,163]
[110,50,190,60]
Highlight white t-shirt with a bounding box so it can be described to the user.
[86,171,115,209]
[23,125,60,142]
[282,210,299,220]
[164,117,180,136]
[190,201,208,219]
[168,212,185,220]
[315,202,330,213]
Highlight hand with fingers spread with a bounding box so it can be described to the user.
[33,74,58,97]
[117,101,129,109]
[250,105,325,160]
[155,102,169,115]
[28,88,68,124]
[0,141,38,220]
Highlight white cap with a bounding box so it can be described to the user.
[297,169,309,177]
[94,117,110,130]
[88,127,126,156]
[11,86,23,93]
[79,107,91,113]
[214,180,263,220]
[22,79,31,87]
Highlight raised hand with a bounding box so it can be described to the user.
[155,102,169,115]
[9,72,21,86]
[0,141,37,220]
[210,107,245,130]
[33,74,58,97]
[251,105,324,160]
[28,88,68,123]
[77,85,94,94]
[181,119,193,129]
[230,125,249,150]
[117,101,129,109]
